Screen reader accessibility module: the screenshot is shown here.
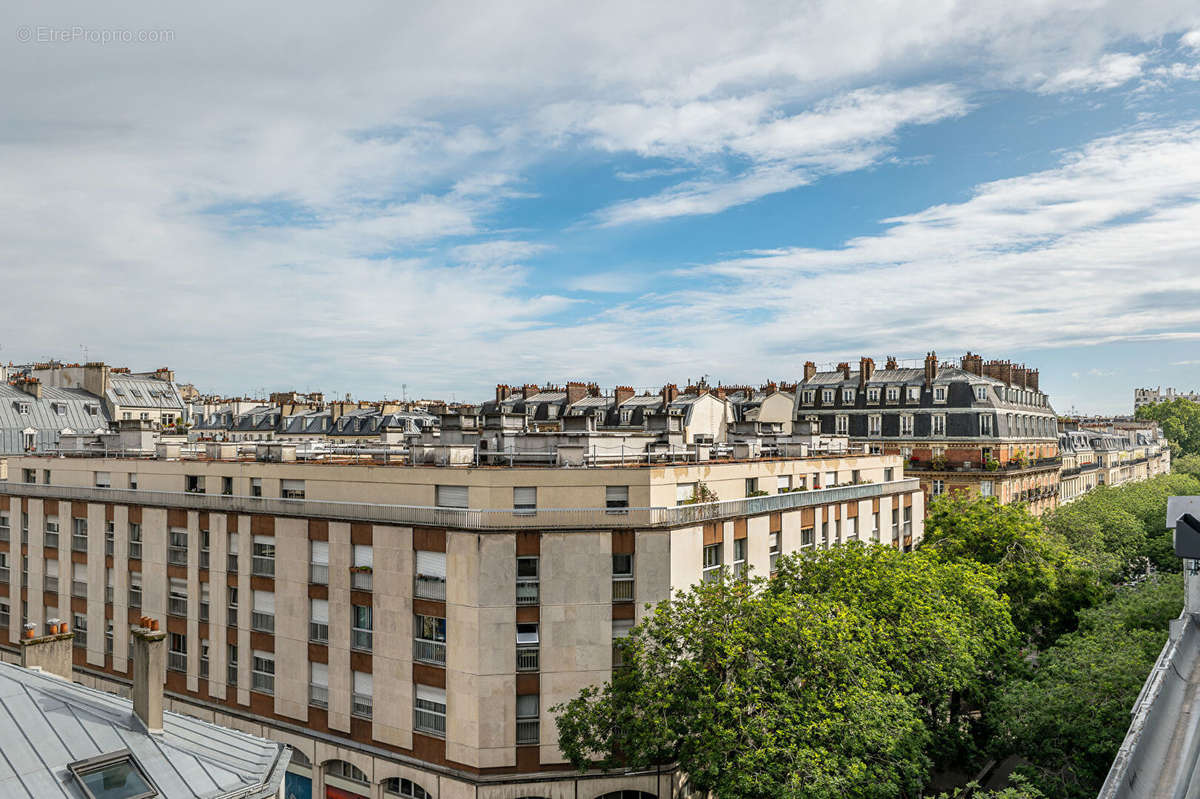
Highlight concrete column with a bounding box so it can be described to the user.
[86,503,106,667]
[186,510,201,692]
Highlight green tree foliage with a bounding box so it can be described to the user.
[920,495,1104,645]
[932,774,1046,799]
[555,550,1013,799]
[990,574,1182,799]
[1136,398,1200,456]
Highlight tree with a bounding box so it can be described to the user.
[1136,398,1200,456]
[555,549,1015,799]
[990,573,1182,799]
[920,495,1104,646]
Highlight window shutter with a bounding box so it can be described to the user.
[252,535,273,546]
[129,571,141,589]
[606,485,629,504]
[46,559,58,578]
[416,551,447,580]
[416,684,446,705]
[675,483,695,503]
[354,671,373,695]
[311,540,329,565]
[253,590,275,614]
[776,476,790,491]
[310,598,328,623]
[436,485,469,508]
[310,662,328,686]
[353,545,373,568]
[513,487,536,507]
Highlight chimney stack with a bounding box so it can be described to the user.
[837,362,851,380]
[131,621,167,733]
[495,384,511,403]
[1027,369,1039,392]
[14,377,41,399]
[961,352,983,377]
[859,357,875,388]
[614,385,635,406]
[20,620,74,680]
[1012,364,1028,390]
[661,383,679,405]
[924,352,938,388]
[803,361,817,382]
[566,381,588,405]
[885,356,898,370]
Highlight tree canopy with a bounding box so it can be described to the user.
[1136,398,1200,456]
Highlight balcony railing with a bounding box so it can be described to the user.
[310,621,329,643]
[0,479,924,531]
[414,575,446,601]
[352,693,373,718]
[309,684,328,708]
[516,719,539,745]
[414,638,446,665]
[350,570,372,591]
[516,646,539,672]
[352,628,373,652]
[516,581,538,605]
[251,612,274,633]
[251,557,274,578]
[167,651,187,673]
[414,706,446,737]
[309,563,328,584]
[612,577,634,602]
[168,596,187,617]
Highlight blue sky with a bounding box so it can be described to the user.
[2,2,1200,413]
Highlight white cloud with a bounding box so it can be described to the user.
[1036,52,1147,93]
[1183,29,1200,51]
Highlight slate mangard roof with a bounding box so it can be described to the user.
[0,661,288,799]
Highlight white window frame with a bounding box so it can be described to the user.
[900,414,914,436]
[868,414,881,435]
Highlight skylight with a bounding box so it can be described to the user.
[68,750,159,799]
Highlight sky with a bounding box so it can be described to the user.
[2,2,1200,414]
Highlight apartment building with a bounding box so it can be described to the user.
[794,352,1061,514]
[1133,386,1200,409]
[1057,420,1172,504]
[0,449,922,799]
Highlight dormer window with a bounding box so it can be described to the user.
[822,389,833,404]
[803,390,814,405]
[86,404,99,416]
[842,389,855,403]
[907,386,920,401]
[867,388,880,403]
[14,401,30,414]
[53,402,66,415]
[130,389,143,398]
[933,387,946,402]
[975,386,987,401]
[113,388,126,397]
[886,387,899,402]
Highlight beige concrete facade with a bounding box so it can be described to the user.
[0,452,921,799]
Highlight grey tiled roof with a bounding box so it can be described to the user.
[0,385,110,454]
[108,376,185,411]
[0,660,287,799]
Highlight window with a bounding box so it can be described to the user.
[185,475,204,494]
[129,571,141,608]
[516,556,539,605]
[94,472,110,489]
[900,414,914,436]
[352,671,373,718]
[252,536,275,577]
[934,387,947,402]
[980,414,993,435]
[975,385,988,401]
[45,558,59,592]
[414,614,447,664]
[168,578,188,617]
[824,471,837,486]
[45,516,60,549]
[221,476,233,496]
[128,473,138,490]
[744,477,759,496]
[168,528,188,565]
[776,474,791,493]
[932,480,945,496]
[72,517,87,552]
[383,778,432,798]
[612,553,634,601]
[252,590,274,633]
[803,390,814,404]
[868,414,881,435]
[675,482,697,505]
[352,604,373,652]
[128,523,142,559]
[250,477,262,497]
[980,480,994,497]
[168,633,187,673]
[414,549,447,600]
[74,613,87,648]
[884,467,894,482]
[72,562,87,598]
[907,386,920,401]
[516,622,539,671]
[105,522,115,556]
[67,750,158,799]
[801,527,814,548]
[513,486,537,514]
[252,650,275,694]
[310,598,329,643]
[414,685,447,736]
[702,543,722,581]
[351,544,373,591]
[516,694,539,745]
[435,485,468,508]
[280,479,305,499]
[886,386,899,402]
[606,485,630,511]
[227,644,238,687]
[846,516,858,541]
[867,387,880,402]
[309,661,329,708]
[769,532,781,572]
[309,539,328,583]
[822,389,833,404]
[733,537,747,578]
[842,388,855,403]
[932,414,946,436]
[835,415,848,435]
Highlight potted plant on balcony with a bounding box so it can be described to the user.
[746,489,769,498]
[349,565,373,574]
[984,456,1000,471]
[681,482,719,504]
[931,455,949,471]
